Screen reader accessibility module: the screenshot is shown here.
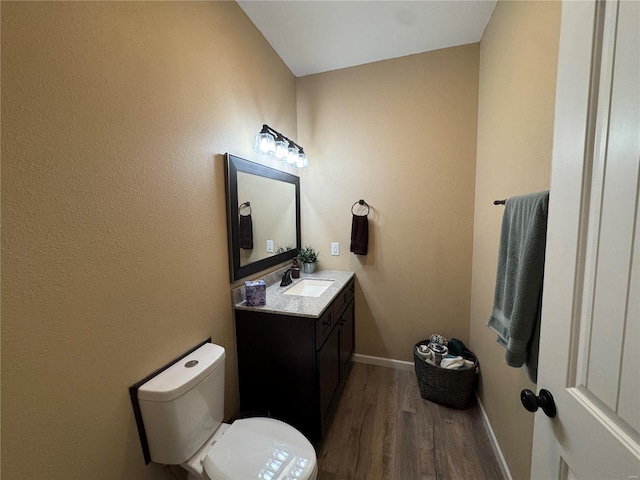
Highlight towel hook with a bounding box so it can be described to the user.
[493,199,506,205]
[239,201,252,216]
[351,199,370,216]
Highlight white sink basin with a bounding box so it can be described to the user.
[283,279,335,297]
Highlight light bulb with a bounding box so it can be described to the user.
[274,136,288,160]
[287,145,299,165]
[298,150,309,169]
[253,127,275,155]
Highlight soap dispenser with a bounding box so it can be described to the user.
[291,257,301,279]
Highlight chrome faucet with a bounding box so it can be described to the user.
[280,269,293,287]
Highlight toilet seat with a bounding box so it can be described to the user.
[202,417,317,480]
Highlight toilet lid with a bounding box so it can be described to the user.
[202,417,316,480]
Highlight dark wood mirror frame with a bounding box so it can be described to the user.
[224,153,301,282]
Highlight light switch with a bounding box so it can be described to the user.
[331,242,340,256]
[266,240,274,253]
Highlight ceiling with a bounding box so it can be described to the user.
[237,0,497,77]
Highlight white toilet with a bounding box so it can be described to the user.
[137,343,318,480]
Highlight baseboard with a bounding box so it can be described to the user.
[352,353,414,371]
[476,393,513,480]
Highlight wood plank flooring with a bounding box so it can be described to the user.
[316,362,503,480]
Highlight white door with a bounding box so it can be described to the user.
[531,0,640,479]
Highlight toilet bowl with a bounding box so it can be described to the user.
[136,343,317,480]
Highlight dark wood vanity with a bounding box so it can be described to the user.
[234,276,355,445]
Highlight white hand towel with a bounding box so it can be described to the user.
[440,356,464,369]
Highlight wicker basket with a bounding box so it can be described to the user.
[413,340,478,409]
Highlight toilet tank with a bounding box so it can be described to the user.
[137,343,226,465]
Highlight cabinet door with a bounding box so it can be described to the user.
[315,307,334,349]
[340,300,355,380]
[318,323,341,424]
[235,310,315,433]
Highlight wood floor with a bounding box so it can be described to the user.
[316,362,503,480]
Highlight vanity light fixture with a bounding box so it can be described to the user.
[253,124,310,169]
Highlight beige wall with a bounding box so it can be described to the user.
[1,2,296,478]
[297,44,479,362]
[469,2,561,479]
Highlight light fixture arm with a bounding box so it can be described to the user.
[262,124,303,152]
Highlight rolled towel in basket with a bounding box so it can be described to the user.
[415,344,431,359]
[415,345,436,364]
[440,355,465,369]
[416,345,435,365]
[448,338,476,362]
[430,333,448,346]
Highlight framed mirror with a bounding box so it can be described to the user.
[224,154,301,282]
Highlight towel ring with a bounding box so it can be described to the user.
[239,201,252,216]
[351,199,370,216]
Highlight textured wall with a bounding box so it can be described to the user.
[297,44,479,362]
[1,2,296,478]
[469,2,561,479]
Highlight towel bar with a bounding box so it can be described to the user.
[351,199,370,215]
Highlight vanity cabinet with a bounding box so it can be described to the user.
[235,277,355,444]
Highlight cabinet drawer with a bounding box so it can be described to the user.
[333,278,355,319]
[316,308,334,349]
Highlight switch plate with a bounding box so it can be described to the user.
[266,240,274,253]
[331,242,340,256]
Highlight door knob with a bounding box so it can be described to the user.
[520,388,557,418]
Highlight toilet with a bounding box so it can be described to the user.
[137,343,317,480]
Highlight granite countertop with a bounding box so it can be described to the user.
[233,269,355,318]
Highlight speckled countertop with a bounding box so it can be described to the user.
[233,269,354,318]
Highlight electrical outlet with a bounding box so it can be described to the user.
[266,240,274,253]
[331,242,340,256]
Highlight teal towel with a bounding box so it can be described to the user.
[487,191,549,383]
